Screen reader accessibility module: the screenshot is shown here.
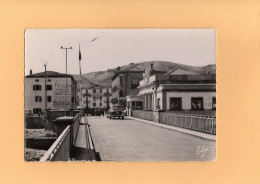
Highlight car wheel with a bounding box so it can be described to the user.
[122,116,124,119]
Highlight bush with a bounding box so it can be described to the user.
[44,130,57,137]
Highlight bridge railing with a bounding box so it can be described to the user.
[40,125,71,161]
[132,110,154,121]
[72,113,80,146]
[40,113,81,162]
[160,113,216,134]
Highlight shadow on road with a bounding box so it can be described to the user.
[71,147,99,161]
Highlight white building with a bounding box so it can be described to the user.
[126,67,216,113]
[25,71,77,114]
[82,84,112,109]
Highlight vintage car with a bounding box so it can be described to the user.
[107,106,125,119]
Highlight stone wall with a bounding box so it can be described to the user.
[25,116,45,129]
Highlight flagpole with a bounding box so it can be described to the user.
[79,44,81,76]
[78,37,99,112]
[79,44,82,110]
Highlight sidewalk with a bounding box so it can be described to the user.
[70,116,96,161]
[127,116,216,141]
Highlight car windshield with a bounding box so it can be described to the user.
[111,106,121,110]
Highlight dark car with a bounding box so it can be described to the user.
[107,107,124,119]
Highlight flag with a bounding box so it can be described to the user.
[79,45,81,75]
[79,45,81,61]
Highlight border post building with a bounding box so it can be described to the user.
[134,67,216,114]
[126,66,216,118]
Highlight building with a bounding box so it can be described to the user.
[25,70,77,114]
[82,84,112,110]
[126,66,216,114]
[111,63,163,107]
[73,75,83,109]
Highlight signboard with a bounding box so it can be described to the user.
[53,78,73,108]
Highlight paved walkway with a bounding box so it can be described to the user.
[88,116,216,162]
[70,117,95,161]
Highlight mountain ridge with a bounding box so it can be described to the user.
[73,61,216,88]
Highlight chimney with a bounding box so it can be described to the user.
[117,66,121,71]
[150,64,153,71]
[30,69,32,75]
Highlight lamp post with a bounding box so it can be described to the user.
[61,46,73,111]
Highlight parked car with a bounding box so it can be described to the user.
[107,106,125,119]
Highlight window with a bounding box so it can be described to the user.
[136,101,143,110]
[35,79,39,82]
[99,103,102,107]
[47,79,51,82]
[157,98,161,109]
[191,97,203,110]
[33,108,41,114]
[46,85,52,90]
[33,85,41,91]
[120,77,123,85]
[71,97,74,103]
[212,97,216,109]
[86,90,88,94]
[35,96,42,102]
[99,89,102,93]
[132,102,136,110]
[170,98,182,110]
[132,78,139,88]
[47,96,52,102]
[93,97,96,101]
[93,103,96,107]
[120,90,123,97]
[93,89,96,93]
[106,89,109,93]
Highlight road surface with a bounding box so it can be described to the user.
[87,116,216,161]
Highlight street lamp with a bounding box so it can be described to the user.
[61,46,73,111]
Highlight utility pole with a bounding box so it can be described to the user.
[61,46,73,112]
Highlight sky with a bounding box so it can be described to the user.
[25,29,215,75]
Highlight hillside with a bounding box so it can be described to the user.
[75,61,216,88]
[198,64,216,74]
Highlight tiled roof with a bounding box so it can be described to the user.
[84,83,111,89]
[26,71,75,81]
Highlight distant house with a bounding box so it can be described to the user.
[25,70,77,114]
[82,84,112,110]
[111,63,164,107]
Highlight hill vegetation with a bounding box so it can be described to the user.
[74,61,216,87]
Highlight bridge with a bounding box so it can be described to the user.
[39,111,216,162]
